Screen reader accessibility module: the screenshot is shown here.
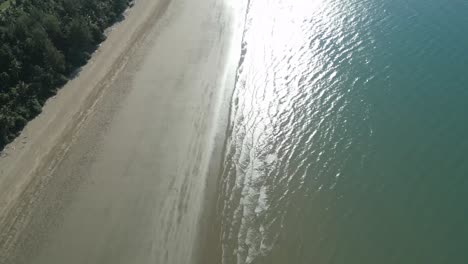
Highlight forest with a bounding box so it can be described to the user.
[0,0,130,150]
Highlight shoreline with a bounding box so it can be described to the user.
[193,1,250,263]
[0,0,171,255]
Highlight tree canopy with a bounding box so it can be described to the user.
[0,0,130,150]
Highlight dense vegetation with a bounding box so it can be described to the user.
[0,0,130,150]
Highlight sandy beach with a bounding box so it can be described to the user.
[0,0,243,263]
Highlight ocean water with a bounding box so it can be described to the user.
[214,0,468,263]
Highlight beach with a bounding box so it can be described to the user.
[0,0,243,263]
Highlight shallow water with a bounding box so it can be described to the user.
[215,0,468,263]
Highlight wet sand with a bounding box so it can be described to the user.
[0,0,243,263]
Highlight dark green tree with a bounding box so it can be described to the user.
[0,0,131,150]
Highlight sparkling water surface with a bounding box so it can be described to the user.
[215,0,468,263]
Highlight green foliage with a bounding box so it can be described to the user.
[0,0,11,11]
[0,0,131,150]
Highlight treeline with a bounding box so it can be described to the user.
[0,0,130,150]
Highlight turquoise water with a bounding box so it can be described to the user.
[214,0,468,263]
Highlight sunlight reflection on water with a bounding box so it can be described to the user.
[216,0,468,263]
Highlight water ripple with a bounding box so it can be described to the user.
[215,0,468,263]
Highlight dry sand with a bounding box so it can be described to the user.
[0,0,244,263]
